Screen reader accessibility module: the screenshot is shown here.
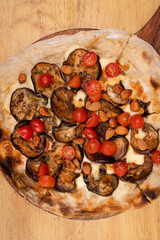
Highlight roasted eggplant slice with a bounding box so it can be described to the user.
[83,166,119,197]
[31,62,65,98]
[122,155,153,182]
[52,123,84,143]
[95,122,109,139]
[26,159,42,181]
[62,48,101,87]
[107,85,128,105]
[51,87,75,125]
[11,121,46,158]
[100,99,123,117]
[55,165,80,192]
[43,110,60,137]
[131,123,159,154]
[10,88,48,122]
[113,137,129,160]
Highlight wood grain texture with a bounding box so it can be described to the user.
[0,0,160,240]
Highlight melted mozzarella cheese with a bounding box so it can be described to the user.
[125,144,144,165]
[75,175,85,190]
[106,165,114,174]
[72,90,86,108]
[64,45,86,59]
[134,128,146,139]
[99,58,115,69]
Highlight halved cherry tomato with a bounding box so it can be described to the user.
[73,107,88,123]
[117,112,130,127]
[38,73,53,86]
[38,162,49,177]
[82,51,97,66]
[130,114,144,129]
[17,126,33,141]
[89,92,102,102]
[30,119,45,133]
[85,80,102,97]
[38,175,56,188]
[84,127,98,139]
[62,146,75,160]
[105,63,120,78]
[151,150,160,164]
[113,161,128,176]
[101,141,117,156]
[68,74,81,88]
[85,112,99,128]
[87,139,101,154]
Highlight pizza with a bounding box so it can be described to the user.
[0,29,160,219]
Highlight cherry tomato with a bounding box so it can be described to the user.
[151,150,160,164]
[84,127,98,139]
[82,51,97,66]
[62,146,75,160]
[117,112,130,127]
[68,74,81,88]
[38,162,49,177]
[89,92,102,102]
[87,139,101,154]
[105,63,120,78]
[38,73,53,86]
[101,141,117,156]
[85,112,99,128]
[38,175,56,188]
[85,80,102,97]
[30,119,45,133]
[17,126,33,141]
[113,161,128,176]
[73,107,88,123]
[130,114,144,129]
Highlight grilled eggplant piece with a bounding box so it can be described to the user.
[26,159,41,181]
[52,123,84,143]
[62,48,101,87]
[10,88,48,122]
[55,165,80,192]
[113,137,129,160]
[100,99,123,116]
[107,85,128,105]
[131,123,159,154]
[122,155,153,182]
[11,121,46,158]
[31,63,65,98]
[43,110,60,138]
[95,122,109,139]
[83,166,119,197]
[51,87,75,125]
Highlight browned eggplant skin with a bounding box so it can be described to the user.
[107,85,128,105]
[83,166,119,197]
[62,48,101,87]
[10,88,48,122]
[10,121,46,159]
[122,155,153,183]
[113,137,129,160]
[100,100,123,116]
[31,62,66,99]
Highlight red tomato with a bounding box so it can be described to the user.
[38,175,56,188]
[73,107,88,123]
[68,74,81,88]
[30,119,45,133]
[82,51,97,66]
[62,146,76,160]
[151,150,160,164]
[85,80,102,97]
[38,163,49,177]
[17,126,33,141]
[105,63,121,78]
[117,112,130,127]
[84,128,98,139]
[130,114,144,129]
[113,161,128,176]
[101,141,117,156]
[89,92,102,102]
[85,112,99,128]
[38,73,53,86]
[87,139,101,154]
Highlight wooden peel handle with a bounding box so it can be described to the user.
[136,6,160,54]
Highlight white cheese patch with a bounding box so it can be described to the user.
[64,45,86,60]
[125,144,144,165]
[106,164,114,174]
[99,58,115,70]
[72,90,86,108]
[75,175,85,190]
[134,128,146,139]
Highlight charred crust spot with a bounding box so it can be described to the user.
[142,51,151,64]
[59,203,71,216]
[0,157,12,178]
[143,189,159,200]
[150,77,159,90]
[43,197,55,207]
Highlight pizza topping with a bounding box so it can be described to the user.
[26,159,42,181]
[17,125,33,141]
[82,162,92,175]
[105,128,115,140]
[115,125,129,135]
[99,110,108,122]
[130,99,140,112]
[112,84,123,94]
[113,161,128,177]
[62,146,75,160]
[72,89,87,108]
[68,74,81,88]
[89,92,102,102]
[112,137,129,160]
[151,150,160,164]
[108,117,117,128]
[38,175,56,188]
[31,63,65,98]
[84,127,98,140]
[107,85,129,105]
[38,162,49,177]
[73,158,81,169]
[95,122,109,138]
[86,139,101,154]
[39,107,50,117]
[105,63,120,78]
[85,112,99,128]
[87,101,101,112]
[73,107,88,123]
[85,80,102,102]
[130,114,144,129]
[120,89,132,100]
[117,112,130,127]
[101,141,117,156]
[60,65,73,75]
[18,73,27,84]
[73,137,85,145]
[137,139,148,150]
[82,51,97,66]
[100,100,123,117]
[65,160,76,172]
[32,135,41,147]
[10,88,48,122]
[30,119,44,133]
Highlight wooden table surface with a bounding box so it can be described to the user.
[0,1,160,240]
